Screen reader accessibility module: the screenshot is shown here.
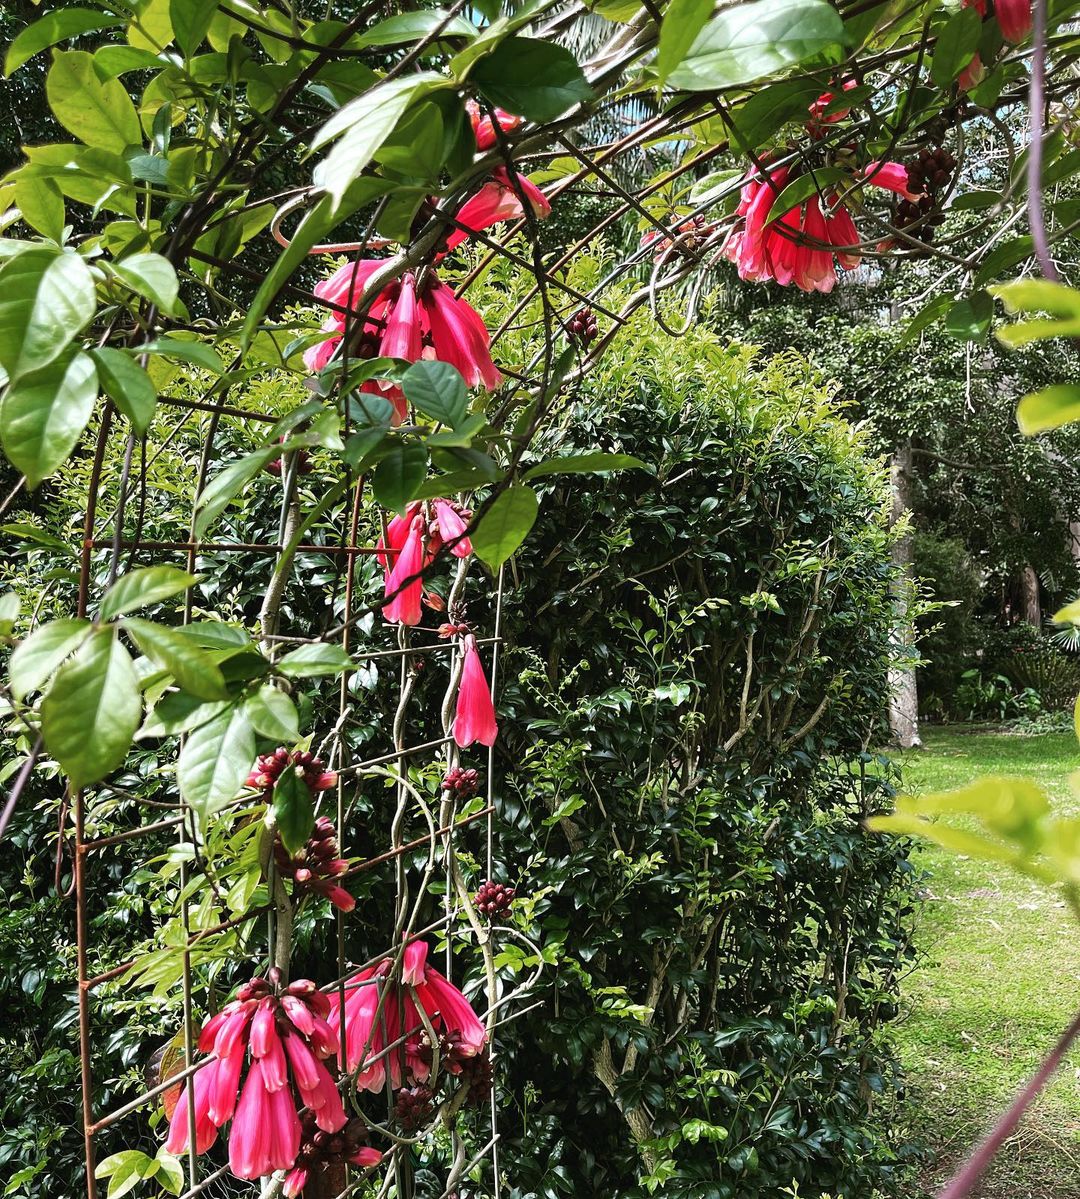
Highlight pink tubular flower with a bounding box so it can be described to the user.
[446,167,551,252]
[376,499,474,626]
[858,161,921,201]
[164,977,345,1184]
[466,98,523,150]
[304,262,501,393]
[382,513,426,626]
[453,634,498,748]
[328,940,487,1095]
[995,0,1032,41]
[432,499,472,558]
[807,78,858,133]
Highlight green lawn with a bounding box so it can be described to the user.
[896,727,1080,1199]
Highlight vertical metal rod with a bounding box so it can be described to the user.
[75,791,98,1199]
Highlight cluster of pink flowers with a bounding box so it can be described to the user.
[165,976,361,1181]
[721,160,920,293]
[327,939,487,1093]
[273,816,355,914]
[377,498,473,625]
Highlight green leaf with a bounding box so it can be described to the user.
[0,350,98,488]
[899,295,951,344]
[312,73,447,201]
[524,452,647,480]
[0,592,19,637]
[0,248,97,381]
[100,566,197,621]
[104,1152,153,1199]
[41,628,141,789]
[123,617,229,701]
[973,236,1033,288]
[668,0,845,91]
[193,447,280,538]
[472,38,592,122]
[10,617,92,700]
[6,9,123,76]
[95,1151,154,1182]
[372,443,429,514]
[91,348,157,435]
[658,0,716,79]
[930,7,982,87]
[401,360,468,428]
[244,684,300,741]
[139,336,224,375]
[991,277,1080,318]
[178,705,255,824]
[170,0,218,56]
[1016,385,1080,435]
[153,1153,184,1196]
[944,290,993,342]
[356,9,478,45]
[276,643,353,679]
[272,768,314,854]
[729,79,823,150]
[14,173,65,242]
[46,50,142,153]
[472,485,538,569]
[765,168,848,220]
[112,252,181,316]
[138,692,230,738]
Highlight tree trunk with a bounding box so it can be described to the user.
[1020,564,1042,626]
[888,441,922,749]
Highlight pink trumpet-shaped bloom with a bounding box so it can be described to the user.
[433,499,472,558]
[453,634,498,748]
[382,513,426,626]
[807,78,858,132]
[165,1060,219,1156]
[466,98,523,150]
[353,1147,385,1167]
[165,977,347,1184]
[380,273,423,361]
[996,0,1032,41]
[421,278,502,390]
[858,161,921,201]
[328,941,487,1095]
[377,502,422,573]
[446,167,551,251]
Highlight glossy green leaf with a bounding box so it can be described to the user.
[272,767,314,854]
[372,443,429,514]
[14,173,65,242]
[944,291,993,342]
[356,9,478,45]
[658,0,716,79]
[402,360,468,428]
[899,295,951,344]
[153,1154,184,1197]
[41,627,142,789]
[123,617,229,701]
[6,9,123,76]
[1016,385,1080,434]
[10,617,91,700]
[276,643,353,679]
[139,336,224,375]
[471,485,538,569]
[46,50,142,152]
[138,692,230,738]
[193,447,279,538]
[244,684,300,742]
[177,705,255,823]
[765,167,848,220]
[991,277,1080,318]
[101,566,197,621]
[112,252,181,316]
[0,249,97,381]
[0,350,98,488]
[472,38,592,122]
[729,79,822,150]
[930,7,982,86]
[524,452,647,480]
[170,0,218,56]
[91,348,158,435]
[0,592,19,637]
[668,0,845,91]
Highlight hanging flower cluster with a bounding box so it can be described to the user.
[165,975,346,1181]
[721,160,920,293]
[328,939,487,1093]
[378,498,473,625]
[302,263,501,393]
[247,748,337,796]
[273,816,355,913]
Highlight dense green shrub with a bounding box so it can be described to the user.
[484,320,917,1198]
[984,626,1080,712]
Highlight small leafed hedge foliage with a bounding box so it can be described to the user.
[487,321,918,1198]
[0,304,916,1197]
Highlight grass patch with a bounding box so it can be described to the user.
[895,726,1080,1199]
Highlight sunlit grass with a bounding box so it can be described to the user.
[894,727,1080,1199]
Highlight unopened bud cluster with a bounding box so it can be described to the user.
[442,766,481,799]
[567,307,599,345]
[474,879,515,920]
[247,747,337,795]
[394,1084,435,1131]
[273,816,355,912]
[895,147,957,246]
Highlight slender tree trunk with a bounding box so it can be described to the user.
[888,441,922,749]
[1019,565,1041,626]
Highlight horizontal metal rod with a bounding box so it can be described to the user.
[340,805,493,880]
[80,815,184,851]
[87,1056,212,1134]
[88,538,383,556]
[157,393,280,424]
